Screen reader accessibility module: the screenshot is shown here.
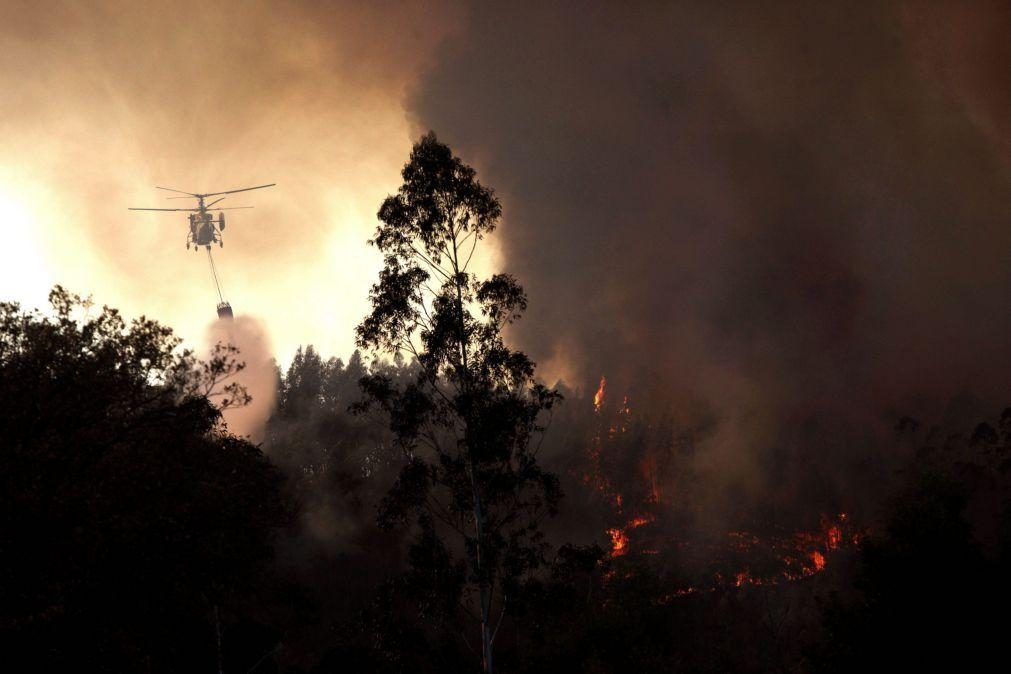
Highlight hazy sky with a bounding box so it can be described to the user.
[1,0,1008,460]
[0,0,464,364]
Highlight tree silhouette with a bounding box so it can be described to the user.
[355,132,561,673]
[0,288,290,672]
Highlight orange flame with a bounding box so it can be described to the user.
[627,515,652,529]
[583,378,858,597]
[593,376,606,412]
[826,525,842,550]
[605,514,655,557]
[607,527,629,556]
[811,550,826,571]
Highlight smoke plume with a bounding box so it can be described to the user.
[3,0,1009,526]
[409,1,1011,520]
[206,315,276,442]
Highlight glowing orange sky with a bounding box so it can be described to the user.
[0,0,469,365]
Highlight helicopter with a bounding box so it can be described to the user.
[129,183,275,250]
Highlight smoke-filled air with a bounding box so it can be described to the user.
[2,2,1010,673]
[0,0,464,360]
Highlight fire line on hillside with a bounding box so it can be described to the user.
[585,376,861,595]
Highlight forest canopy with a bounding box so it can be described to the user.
[2,137,1009,673]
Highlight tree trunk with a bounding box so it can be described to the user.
[214,603,224,674]
[472,480,494,674]
[482,620,494,673]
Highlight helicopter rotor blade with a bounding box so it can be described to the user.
[205,197,226,208]
[214,206,254,210]
[128,207,200,212]
[166,196,197,200]
[200,183,275,198]
[155,186,199,196]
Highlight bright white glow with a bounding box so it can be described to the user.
[0,188,52,309]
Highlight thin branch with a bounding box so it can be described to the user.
[459,598,482,624]
[459,629,478,657]
[246,640,284,674]
[411,245,452,281]
[530,408,556,460]
[490,598,507,646]
[425,497,467,537]
[457,228,475,248]
[462,229,479,273]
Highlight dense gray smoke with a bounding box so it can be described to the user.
[3,0,1008,526]
[409,1,1011,515]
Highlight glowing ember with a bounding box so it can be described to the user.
[811,550,826,571]
[605,513,654,557]
[593,376,606,412]
[608,512,857,590]
[608,527,629,556]
[825,514,844,549]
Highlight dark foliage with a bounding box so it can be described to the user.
[4,286,1007,673]
[813,409,1011,672]
[260,346,412,670]
[355,133,562,672]
[2,179,1007,674]
[0,288,291,672]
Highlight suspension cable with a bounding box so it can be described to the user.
[206,247,225,304]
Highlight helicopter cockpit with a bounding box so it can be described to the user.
[187,211,222,249]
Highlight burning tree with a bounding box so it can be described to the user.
[355,132,561,673]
